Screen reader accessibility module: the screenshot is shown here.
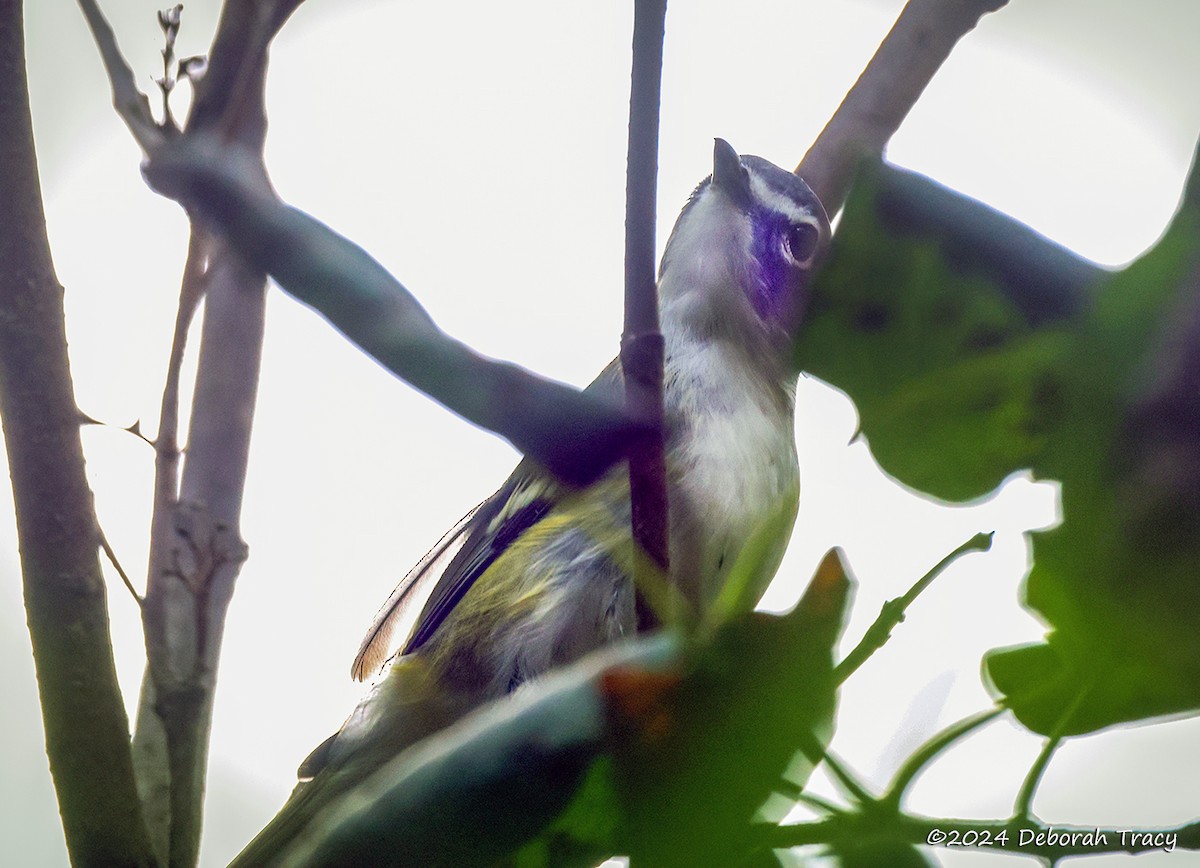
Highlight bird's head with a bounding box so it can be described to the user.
[658,139,830,346]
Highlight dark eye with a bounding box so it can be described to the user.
[785,222,820,265]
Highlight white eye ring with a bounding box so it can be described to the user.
[784,221,821,267]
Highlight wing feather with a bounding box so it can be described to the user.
[355,359,624,677]
[351,502,484,681]
[402,473,555,654]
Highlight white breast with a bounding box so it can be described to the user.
[663,334,800,610]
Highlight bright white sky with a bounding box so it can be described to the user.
[4,2,1200,865]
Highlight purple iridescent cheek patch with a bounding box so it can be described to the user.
[749,208,804,324]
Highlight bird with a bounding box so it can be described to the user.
[232,138,829,864]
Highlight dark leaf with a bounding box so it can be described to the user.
[795,153,1200,735]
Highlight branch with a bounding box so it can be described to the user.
[71,0,310,860]
[621,0,670,627]
[187,0,306,141]
[1011,684,1090,822]
[835,531,993,684]
[131,197,212,868]
[75,0,166,151]
[796,0,1009,216]
[0,2,156,863]
[141,139,649,488]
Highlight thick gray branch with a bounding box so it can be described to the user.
[797,0,1008,216]
[0,1,156,863]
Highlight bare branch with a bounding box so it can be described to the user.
[621,0,670,627]
[74,0,166,152]
[797,0,1008,216]
[187,0,306,142]
[72,1,311,859]
[141,139,649,487]
[131,228,213,861]
[0,2,156,863]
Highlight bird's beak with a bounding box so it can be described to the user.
[712,138,751,207]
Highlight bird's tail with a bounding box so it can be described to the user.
[229,655,471,866]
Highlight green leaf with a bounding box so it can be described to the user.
[796,163,1092,502]
[610,554,852,866]
[796,155,1200,735]
[986,182,1200,735]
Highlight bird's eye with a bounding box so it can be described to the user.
[785,222,820,266]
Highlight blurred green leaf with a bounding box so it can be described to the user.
[273,559,851,866]
[796,156,1200,735]
[796,163,1097,502]
[987,177,1200,735]
[609,551,851,866]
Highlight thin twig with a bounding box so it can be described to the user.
[151,231,208,528]
[835,531,993,684]
[796,0,1009,216]
[1013,735,1061,825]
[156,4,182,131]
[131,228,209,861]
[621,0,670,629]
[98,525,142,605]
[882,707,1004,809]
[74,0,165,152]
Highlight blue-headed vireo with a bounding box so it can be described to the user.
[233,140,829,863]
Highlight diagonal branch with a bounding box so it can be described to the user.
[797,0,1009,216]
[835,531,993,684]
[141,139,649,488]
[881,707,1005,810]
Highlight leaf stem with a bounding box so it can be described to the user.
[836,531,993,684]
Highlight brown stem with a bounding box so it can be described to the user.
[0,1,156,863]
[796,0,1009,216]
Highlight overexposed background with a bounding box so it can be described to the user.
[4,1,1200,864]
